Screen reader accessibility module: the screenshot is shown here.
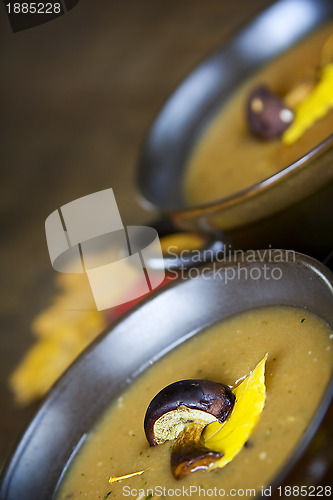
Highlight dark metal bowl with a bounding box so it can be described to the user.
[0,252,332,499]
[137,0,333,263]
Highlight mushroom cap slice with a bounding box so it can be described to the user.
[144,379,235,446]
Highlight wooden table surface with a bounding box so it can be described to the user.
[1,0,280,470]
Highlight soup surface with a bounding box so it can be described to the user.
[57,306,333,499]
[184,23,333,206]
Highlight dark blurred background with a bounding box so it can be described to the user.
[0,0,273,469]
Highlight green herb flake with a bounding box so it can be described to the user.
[301,318,305,323]
[146,494,153,500]
[103,493,112,500]
[139,451,143,455]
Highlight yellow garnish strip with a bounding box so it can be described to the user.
[201,353,267,470]
[109,468,148,484]
[283,63,333,145]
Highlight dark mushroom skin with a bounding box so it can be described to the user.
[144,379,235,446]
[171,442,223,479]
[246,85,294,139]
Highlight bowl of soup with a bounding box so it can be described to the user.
[137,0,333,263]
[0,251,332,499]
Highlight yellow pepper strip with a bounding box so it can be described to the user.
[283,63,333,145]
[201,354,267,470]
[109,468,148,484]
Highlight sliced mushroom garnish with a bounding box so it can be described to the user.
[246,85,294,139]
[170,423,223,479]
[144,379,235,446]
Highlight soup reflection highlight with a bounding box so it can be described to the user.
[57,306,333,499]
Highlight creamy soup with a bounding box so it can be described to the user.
[57,306,333,499]
[184,23,333,206]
